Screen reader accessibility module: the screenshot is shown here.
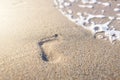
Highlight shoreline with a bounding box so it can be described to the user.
[54,0,120,43]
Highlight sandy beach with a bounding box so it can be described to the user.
[0,0,120,80]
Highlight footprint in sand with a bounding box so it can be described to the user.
[38,34,63,63]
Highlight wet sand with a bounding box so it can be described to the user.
[0,0,120,80]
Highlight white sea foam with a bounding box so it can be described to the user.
[78,4,94,8]
[114,8,120,12]
[54,0,120,43]
[97,2,111,7]
[81,0,97,4]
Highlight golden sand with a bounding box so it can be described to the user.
[0,0,120,80]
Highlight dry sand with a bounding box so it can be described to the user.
[0,0,120,80]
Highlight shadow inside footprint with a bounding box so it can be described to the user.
[40,47,49,61]
[38,34,58,62]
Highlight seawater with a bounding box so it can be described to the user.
[54,0,120,43]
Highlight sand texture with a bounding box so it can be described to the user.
[0,0,120,80]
